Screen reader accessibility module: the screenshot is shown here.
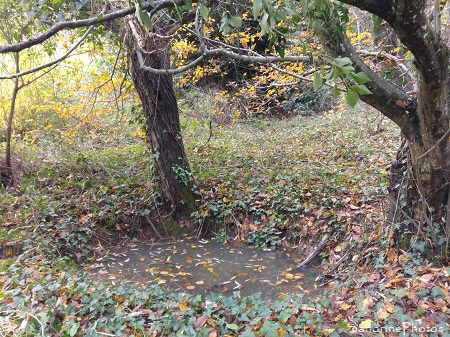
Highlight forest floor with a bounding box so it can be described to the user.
[1,99,449,336]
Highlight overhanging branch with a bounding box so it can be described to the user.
[0,0,186,54]
[135,47,310,74]
[0,26,94,79]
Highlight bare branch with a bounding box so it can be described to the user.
[0,26,94,79]
[357,49,417,92]
[136,46,310,74]
[0,0,186,54]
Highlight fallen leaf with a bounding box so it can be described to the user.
[359,319,373,329]
[194,315,208,328]
[179,300,189,311]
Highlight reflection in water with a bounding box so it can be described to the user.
[85,239,321,300]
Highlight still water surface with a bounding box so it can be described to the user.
[86,239,321,300]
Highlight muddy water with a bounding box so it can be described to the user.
[85,239,321,300]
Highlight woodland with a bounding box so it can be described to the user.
[0,0,450,336]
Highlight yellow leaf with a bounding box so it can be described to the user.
[377,307,390,320]
[207,267,219,277]
[359,319,373,329]
[179,300,189,311]
[385,305,395,313]
[340,303,351,310]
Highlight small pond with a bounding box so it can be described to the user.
[85,238,321,300]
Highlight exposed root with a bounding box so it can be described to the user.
[296,228,335,268]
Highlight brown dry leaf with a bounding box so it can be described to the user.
[288,314,297,327]
[362,296,374,309]
[208,330,218,337]
[395,100,407,107]
[418,273,434,283]
[385,277,404,288]
[193,315,208,328]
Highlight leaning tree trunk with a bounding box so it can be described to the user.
[319,2,450,259]
[402,63,450,258]
[125,20,196,217]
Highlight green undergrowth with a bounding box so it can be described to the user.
[185,103,399,252]
[2,100,450,336]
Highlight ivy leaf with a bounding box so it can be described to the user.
[346,89,359,107]
[226,323,240,331]
[69,322,80,337]
[240,328,256,337]
[313,74,323,91]
[230,16,243,28]
[253,0,263,19]
[199,4,209,21]
[260,321,280,337]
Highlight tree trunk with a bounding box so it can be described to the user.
[3,51,20,187]
[319,2,450,259]
[400,67,450,257]
[125,20,196,217]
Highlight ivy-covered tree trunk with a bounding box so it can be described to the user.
[125,20,196,217]
[319,0,450,259]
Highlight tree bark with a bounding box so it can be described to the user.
[319,1,450,258]
[125,19,196,217]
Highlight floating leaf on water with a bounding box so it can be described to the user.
[139,257,145,261]
[285,273,294,279]
[195,280,204,285]
[207,267,219,277]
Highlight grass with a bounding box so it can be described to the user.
[1,93,449,336]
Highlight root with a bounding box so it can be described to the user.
[296,228,335,268]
